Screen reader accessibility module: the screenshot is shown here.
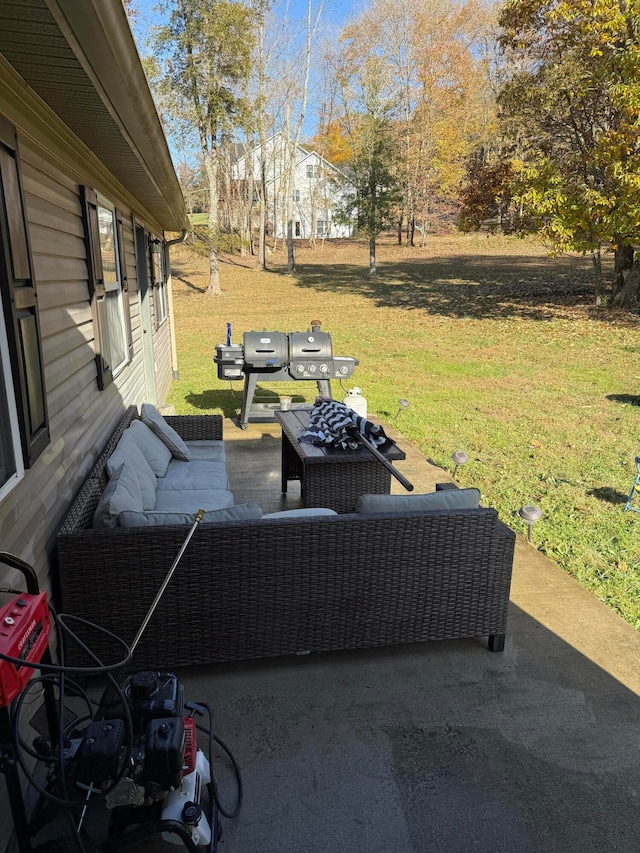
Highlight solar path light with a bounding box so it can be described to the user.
[519,504,542,543]
[451,450,469,480]
[393,398,410,420]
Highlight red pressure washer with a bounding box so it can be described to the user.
[0,514,241,853]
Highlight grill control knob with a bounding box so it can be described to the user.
[296,364,305,373]
[319,363,328,373]
[339,365,349,375]
[308,364,317,373]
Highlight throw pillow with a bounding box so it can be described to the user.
[93,464,144,528]
[128,419,173,477]
[118,502,263,527]
[356,488,481,514]
[141,403,190,461]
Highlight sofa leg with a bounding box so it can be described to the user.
[488,633,505,652]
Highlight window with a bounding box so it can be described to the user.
[306,164,319,179]
[0,311,23,500]
[0,115,49,496]
[295,221,301,237]
[292,189,300,202]
[81,187,133,389]
[150,238,168,326]
[317,220,326,237]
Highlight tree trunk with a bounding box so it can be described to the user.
[397,213,403,245]
[591,248,603,307]
[409,216,415,247]
[204,152,221,295]
[285,119,296,274]
[287,218,295,272]
[258,159,267,270]
[613,243,634,299]
[369,235,376,277]
[611,263,640,311]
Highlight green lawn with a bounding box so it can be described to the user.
[167,232,640,630]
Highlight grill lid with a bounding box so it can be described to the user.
[288,331,333,360]
[243,331,288,367]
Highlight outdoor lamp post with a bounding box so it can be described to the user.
[519,504,542,543]
[451,450,469,480]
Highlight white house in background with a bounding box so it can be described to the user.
[234,132,355,239]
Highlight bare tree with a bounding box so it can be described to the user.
[149,0,256,294]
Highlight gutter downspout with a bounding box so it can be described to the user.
[164,229,188,380]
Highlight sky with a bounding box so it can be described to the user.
[132,0,356,42]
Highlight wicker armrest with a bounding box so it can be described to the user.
[164,414,223,441]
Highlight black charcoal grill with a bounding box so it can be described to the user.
[214,321,358,427]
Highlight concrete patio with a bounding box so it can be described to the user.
[170,414,640,852]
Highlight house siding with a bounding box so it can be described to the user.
[152,314,174,402]
[0,137,174,589]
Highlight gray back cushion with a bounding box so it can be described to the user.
[93,464,144,528]
[106,430,157,510]
[128,419,173,477]
[356,488,481,514]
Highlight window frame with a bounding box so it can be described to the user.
[0,114,49,488]
[0,306,24,502]
[292,188,301,202]
[81,186,133,389]
[150,237,168,327]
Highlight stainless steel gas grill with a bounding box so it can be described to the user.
[214,321,358,428]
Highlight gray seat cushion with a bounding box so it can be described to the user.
[154,489,235,513]
[262,508,338,518]
[119,502,262,527]
[156,459,229,492]
[184,440,227,464]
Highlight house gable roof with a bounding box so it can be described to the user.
[0,0,187,231]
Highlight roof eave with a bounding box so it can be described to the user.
[46,0,188,231]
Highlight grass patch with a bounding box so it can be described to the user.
[188,212,208,226]
[167,233,640,630]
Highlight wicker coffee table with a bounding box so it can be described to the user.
[275,407,406,513]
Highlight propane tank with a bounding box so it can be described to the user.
[343,387,367,418]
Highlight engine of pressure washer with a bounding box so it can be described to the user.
[71,671,211,845]
[75,671,189,799]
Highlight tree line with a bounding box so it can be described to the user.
[130,0,640,307]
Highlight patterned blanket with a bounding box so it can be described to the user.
[300,398,393,451]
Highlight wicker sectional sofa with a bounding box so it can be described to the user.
[56,406,517,670]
